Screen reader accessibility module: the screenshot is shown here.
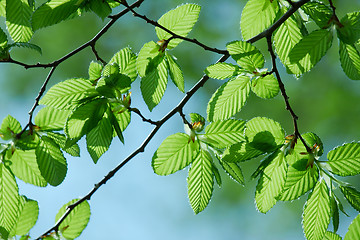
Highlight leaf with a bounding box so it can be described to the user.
[0,164,20,233]
[47,132,80,157]
[288,29,333,73]
[5,0,33,42]
[205,62,240,80]
[212,162,222,187]
[330,194,339,233]
[226,40,265,71]
[65,99,107,139]
[86,112,113,163]
[55,199,91,239]
[35,136,67,186]
[344,214,360,240]
[34,107,71,131]
[340,186,360,213]
[32,0,80,31]
[11,196,39,236]
[10,149,47,187]
[136,41,161,78]
[327,142,360,176]
[140,57,168,111]
[303,180,331,240]
[88,61,103,81]
[109,47,137,82]
[337,12,360,45]
[245,117,284,152]
[187,149,214,214]
[166,53,184,92]
[221,141,264,162]
[156,4,201,49]
[207,75,250,122]
[255,150,287,213]
[251,74,279,99]
[88,0,111,20]
[218,158,244,185]
[152,133,199,176]
[6,42,42,55]
[339,41,360,80]
[0,27,7,48]
[204,119,246,149]
[240,0,279,40]
[0,115,22,141]
[39,78,94,110]
[301,2,333,28]
[323,231,342,240]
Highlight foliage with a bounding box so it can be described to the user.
[0,0,360,239]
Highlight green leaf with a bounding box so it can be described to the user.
[35,136,67,186]
[255,150,287,213]
[152,133,199,176]
[5,0,33,42]
[339,41,360,80]
[15,130,39,151]
[86,112,113,163]
[112,107,131,132]
[204,119,246,149]
[6,42,42,55]
[56,199,90,239]
[211,162,222,187]
[88,0,111,20]
[34,107,71,131]
[207,75,250,122]
[0,27,7,48]
[226,40,265,72]
[344,214,360,240]
[88,61,103,81]
[330,194,339,232]
[166,53,184,92]
[323,231,342,240]
[190,113,205,124]
[136,41,161,78]
[205,62,240,80]
[109,47,137,82]
[0,164,20,233]
[303,180,331,240]
[245,117,284,152]
[39,78,94,110]
[251,74,279,99]
[10,149,47,187]
[218,158,244,185]
[0,0,5,17]
[187,149,214,214]
[327,142,360,176]
[301,2,333,29]
[340,186,360,213]
[337,12,360,45]
[140,57,168,111]
[31,0,80,31]
[11,196,39,236]
[240,0,279,40]
[0,115,22,141]
[288,29,333,73]
[65,99,107,139]
[156,4,201,49]
[47,132,80,157]
[274,10,308,76]
[221,141,264,162]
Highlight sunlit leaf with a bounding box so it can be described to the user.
[327,142,360,176]
[0,27,7,48]
[11,196,39,236]
[339,41,360,80]
[221,141,264,162]
[0,115,22,141]
[340,186,360,213]
[136,41,161,78]
[301,2,333,28]
[88,0,111,20]
[323,231,342,240]
[337,12,360,45]
[205,62,240,80]
[6,0,33,42]
[166,53,184,92]
[251,74,279,99]
[219,158,244,185]
[88,61,103,81]
[109,47,137,82]
[344,214,360,240]
[47,132,80,157]
[35,107,71,131]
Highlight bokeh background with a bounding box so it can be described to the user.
[1,0,360,239]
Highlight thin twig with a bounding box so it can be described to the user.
[128,107,160,125]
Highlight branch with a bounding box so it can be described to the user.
[128,107,160,125]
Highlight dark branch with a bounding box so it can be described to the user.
[128,107,160,125]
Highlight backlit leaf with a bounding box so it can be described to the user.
[6,0,33,42]
[337,12,360,45]
[88,0,111,20]
[11,196,39,236]
[0,115,22,141]
[46,132,80,157]
[34,107,71,131]
[0,27,7,48]
[205,62,240,80]
[166,53,184,92]
[327,142,360,176]
[251,74,279,99]
[109,47,137,82]
[218,159,244,185]
[221,141,264,162]
[344,214,360,240]
[340,186,360,213]
[323,231,342,240]
[136,41,161,78]
[339,41,360,80]
[301,2,332,28]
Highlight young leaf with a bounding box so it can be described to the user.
[31,0,80,31]
[323,231,342,240]
[152,133,199,176]
[221,141,264,162]
[339,41,360,80]
[245,117,284,152]
[212,162,222,187]
[0,27,7,48]
[112,106,131,132]
[204,119,246,149]
[337,12,360,45]
[240,0,279,40]
[47,132,80,157]
[88,61,103,81]
[55,199,91,239]
[301,2,333,29]
[340,186,360,213]
[140,57,168,111]
[0,164,20,233]
[88,0,111,20]
[39,78,94,110]
[187,149,214,214]
[6,42,42,55]
[6,0,33,42]
[255,150,287,213]
[207,75,251,122]
[34,107,71,131]
[156,4,201,49]
[35,136,67,186]
[344,214,360,240]
[0,115,22,141]
[288,29,333,73]
[302,180,331,240]
[136,41,161,77]
[166,53,184,92]
[10,196,39,237]
[10,149,47,187]
[218,158,244,185]
[226,40,265,72]
[86,112,113,163]
[109,47,137,82]
[251,74,280,99]
[205,62,240,80]
[330,194,340,233]
[327,142,360,176]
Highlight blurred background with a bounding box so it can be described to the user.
[1,0,360,239]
